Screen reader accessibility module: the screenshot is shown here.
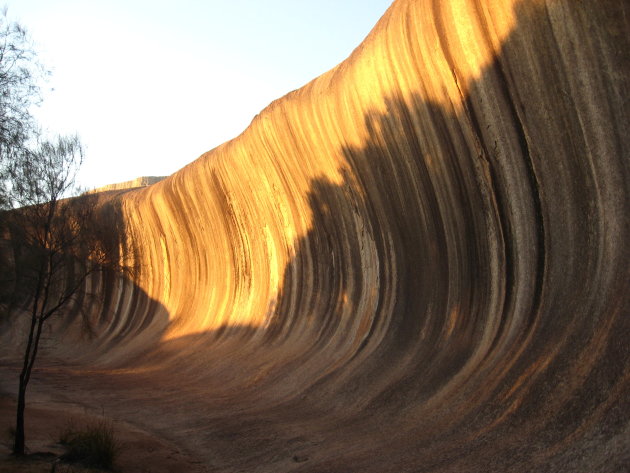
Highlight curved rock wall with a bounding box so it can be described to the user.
[10,0,630,471]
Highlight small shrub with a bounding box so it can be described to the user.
[58,419,119,470]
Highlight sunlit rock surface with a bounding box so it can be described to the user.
[89,176,166,193]
[3,0,629,471]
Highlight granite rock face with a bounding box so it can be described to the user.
[89,176,166,193]
[6,0,630,471]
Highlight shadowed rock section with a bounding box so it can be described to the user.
[2,0,629,471]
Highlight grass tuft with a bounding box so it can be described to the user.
[58,419,78,445]
[58,419,119,470]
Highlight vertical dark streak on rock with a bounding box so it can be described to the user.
[491,58,546,331]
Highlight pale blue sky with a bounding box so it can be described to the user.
[8,1,393,188]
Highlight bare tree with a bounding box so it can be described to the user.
[0,8,125,457]
[1,136,123,456]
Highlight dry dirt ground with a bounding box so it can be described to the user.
[0,390,209,473]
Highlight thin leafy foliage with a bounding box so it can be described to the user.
[0,6,46,209]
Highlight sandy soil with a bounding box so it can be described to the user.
[0,389,209,473]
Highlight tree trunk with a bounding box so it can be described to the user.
[13,382,26,455]
[13,280,43,457]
